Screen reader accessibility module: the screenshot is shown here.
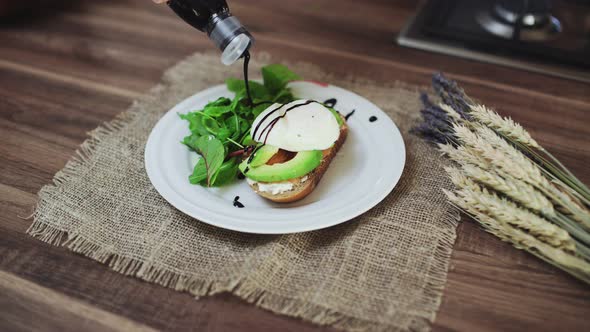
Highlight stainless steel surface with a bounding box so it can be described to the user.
[476,10,561,41]
[396,10,590,83]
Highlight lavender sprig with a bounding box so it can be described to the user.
[411,93,454,144]
[432,72,473,120]
[414,73,475,144]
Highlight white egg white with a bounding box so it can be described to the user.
[251,100,340,152]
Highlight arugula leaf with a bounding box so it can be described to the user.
[185,135,224,186]
[273,89,295,104]
[204,105,232,117]
[211,159,239,186]
[224,115,249,139]
[209,97,232,106]
[241,134,255,146]
[216,126,232,142]
[202,116,220,135]
[182,133,199,149]
[226,78,269,99]
[190,158,238,186]
[262,64,301,94]
[189,158,208,185]
[179,113,209,136]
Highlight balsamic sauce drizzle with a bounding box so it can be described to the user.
[242,51,254,106]
[252,100,319,144]
[344,110,355,121]
[241,144,263,175]
[233,196,245,208]
[324,98,355,122]
[242,51,274,108]
[369,116,378,122]
[262,100,317,144]
[251,103,287,140]
[323,98,337,108]
[246,145,262,164]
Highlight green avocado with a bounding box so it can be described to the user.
[239,150,322,182]
[328,107,344,126]
[250,145,279,167]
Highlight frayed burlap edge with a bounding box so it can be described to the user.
[28,52,459,332]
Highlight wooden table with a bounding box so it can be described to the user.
[1,0,589,331]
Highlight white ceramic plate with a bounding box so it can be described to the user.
[145,81,406,234]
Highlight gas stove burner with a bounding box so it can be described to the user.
[477,0,561,41]
[396,0,590,83]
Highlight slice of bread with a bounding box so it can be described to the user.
[246,115,348,203]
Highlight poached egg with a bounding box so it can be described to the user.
[251,100,340,152]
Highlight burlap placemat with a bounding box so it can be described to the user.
[28,52,459,332]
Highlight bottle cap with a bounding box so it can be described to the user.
[209,15,254,65]
[220,33,252,65]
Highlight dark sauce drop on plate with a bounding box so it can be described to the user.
[344,109,355,121]
[324,98,353,121]
[369,116,378,122]
[233,196,245,208]
[323,98,337,108]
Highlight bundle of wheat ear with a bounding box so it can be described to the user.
[413,73,590,284]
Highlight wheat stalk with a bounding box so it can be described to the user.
[469,104,590,202]
[462,164,555,216]
[440,143,555,216]
[473,125,546,185]
[470,104,541,149]
[443,126,590,253]
[438,143,488,168]
[475,125,590,227]
[445,189,590,282]
[446,168,574,250]
[453,124,590,229]
[442,143,590,244]
[439,103,463,122]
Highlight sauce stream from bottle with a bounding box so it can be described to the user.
[242,50,274,108]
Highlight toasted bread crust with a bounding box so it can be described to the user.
[247,116,348,203]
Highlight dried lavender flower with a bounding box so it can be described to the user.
[412,92,456,144]
[432,72,473,119]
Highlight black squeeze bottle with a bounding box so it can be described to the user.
[166,0,254,65]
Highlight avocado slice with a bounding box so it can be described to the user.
[239,150,322,182]
[327,107,344,126]
[250,145,280,167]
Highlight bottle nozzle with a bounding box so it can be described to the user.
[166,0,254,65]
[208,14,254,65]
[220,33,252,65]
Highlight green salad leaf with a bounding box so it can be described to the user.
[226,78,269,100]
[189,158,208,184]
[180,64,301,187]
[212,159,240,186]
[262,64,301,94]
[184,135,224,186]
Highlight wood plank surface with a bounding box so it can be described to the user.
[1,0,589,331]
